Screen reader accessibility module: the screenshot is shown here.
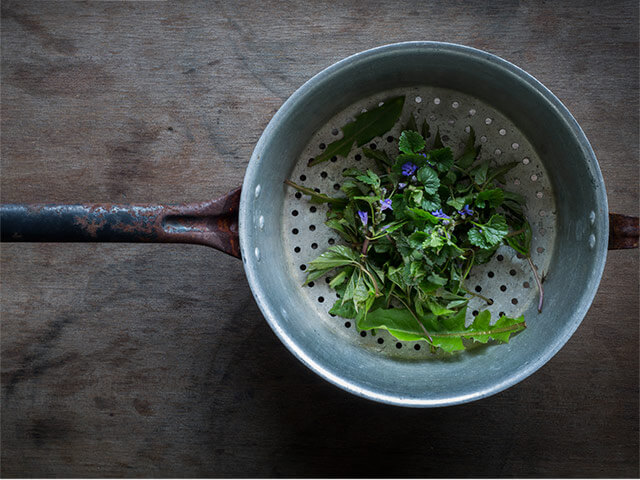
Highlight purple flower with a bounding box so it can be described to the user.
[398,182,407,190]
[458,204,474,218]
[431,209,451,225]
[380,198,393,211]
[401,162,418,176]
[357,210,368,226]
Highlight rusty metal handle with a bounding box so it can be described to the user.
[0,187,242,258]
[608,213,639,250]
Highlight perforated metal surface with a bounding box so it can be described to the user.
[282,86,556,357]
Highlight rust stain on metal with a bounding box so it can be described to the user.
[609,213,639,250]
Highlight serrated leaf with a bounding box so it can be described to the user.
[476,188,504,208]
[329,298,357,319]
[505,220,532,256]
[416,166,440,194]
[429,147,454,173]
[470,161,490,185]
[309,96,405,166]
[398,130,426,154]
[307,245,359,272]
[482,214,509,245]
[420,193,441,211]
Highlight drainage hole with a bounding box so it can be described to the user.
[333,183,341,191]
[472,310,479,316]
[360,331,367,338]
[299,264,306,271]
[299,174,306,181]
[328,238,335,245]
[320,171,328,179]
[311,243,318,249]
[377,337,384,344]
[500,285,507,292]
[355,154,362,161]
[295,192,302,199]
[317,296,324,303]
[309,225,316,231]
[487,271,495,278]
[344,321,351,328]
[310,206,317,213]
[319,143,326,150]
[511,298,518,305]
[414,344,421,351]
[330,156,337,163]
[386,135,394,142]
[294,246,301,253]
[509,269,517,276]
[291,210,299,216]
[395,342,402,349]
[292,228,299,235]
[475,285,482,292]
[496,254,504,261]
[369,143,377,150]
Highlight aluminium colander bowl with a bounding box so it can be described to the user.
[239,42,608,407]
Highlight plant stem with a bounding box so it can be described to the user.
[361,237,370,256]
[505,228,526,238]
[462,287,494,305]
[527,256,544,313]
[392,293,433,343]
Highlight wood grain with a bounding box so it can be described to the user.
[1,0,638,477]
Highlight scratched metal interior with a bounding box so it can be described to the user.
[282,86,556,357]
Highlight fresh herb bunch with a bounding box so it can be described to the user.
[286,96,542,353]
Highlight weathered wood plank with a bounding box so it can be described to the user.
[1,0,637,477]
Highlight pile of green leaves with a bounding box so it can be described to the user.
[287,96,541,353]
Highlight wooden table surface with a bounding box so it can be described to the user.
[1,1,638,477]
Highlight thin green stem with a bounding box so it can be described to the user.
[462,286,494,305]
[392,293,433,343]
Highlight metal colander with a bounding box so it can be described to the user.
[240,42,608,406]
[283,86,556,357]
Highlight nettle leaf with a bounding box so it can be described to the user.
[307,245,359,272]
[398,130,426,154]
[309,96,405,166]
[456,127,481,169]
[469,214,509,248]
[428,147,454,173]
[464,310,526,344]
[420,193,441,211]
[355,169,381,189]
[470,161,490,185]
[416,166,440,194]
[476,188,504,208]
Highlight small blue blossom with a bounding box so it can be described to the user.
[431,209,451,225]
[380,198,393,211]
[401,162,418,176]
[398,182,407,189]
[458,204,474,218]
[357,210,368,226]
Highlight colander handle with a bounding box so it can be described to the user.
[609,213,639,250]
[0,187,242,258]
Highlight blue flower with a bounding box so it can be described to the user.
[357,210,368,226]
[398,182,407,189]
[431,209,451,225]
[458,204,474,218]
[380,198,393,211]
[401,162,417,176]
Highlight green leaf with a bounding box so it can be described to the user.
[425,297,455,316]
[476,188,504,208]
[355,169,381,189]
[403,113,418,133]
[420,193,441,211]
[470,161,490,185]
[433,127,444,149]
[505,220,532,256]
[469,215,509,248]
[428,148,454,173]
[359,307,429,338]
[329,298,357,319]
[398,130,426,154]
[284,180,348,207]
[421,119,431,139]
[486,162,518,184]
[307,245,359,271]
[328,269,350,288]
[416,166,440,194]
[362,147,393,167]
[456,127,481,169]
[309,96,405,166]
